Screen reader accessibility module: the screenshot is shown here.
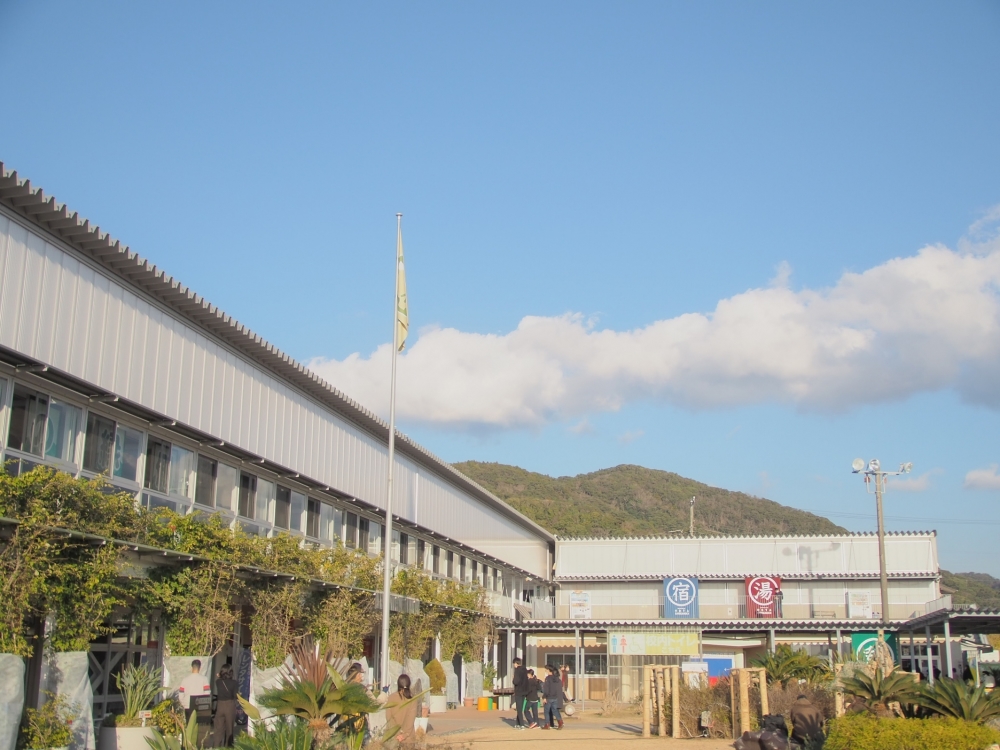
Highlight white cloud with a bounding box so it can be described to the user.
[617,429,644,445]
[309,212,1000,429]
[964,465,1000,491]
[887,472,934,492]
[569,418,596,436]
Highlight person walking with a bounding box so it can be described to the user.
[211,665,238,747]
[178,660,211,724]
[526,669,542,728]
[541,665,564,730]
[385,674,417,744]
[511,657,532,729]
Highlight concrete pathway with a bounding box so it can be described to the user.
[422,707,734,749]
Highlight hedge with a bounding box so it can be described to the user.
[825,713,1000,750]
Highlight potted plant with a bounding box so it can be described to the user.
[425,659,448,714]
[99,664,163,750]
[21,693,74,750]
[482,663,497,697]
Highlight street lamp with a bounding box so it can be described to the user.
[852,458,913,624]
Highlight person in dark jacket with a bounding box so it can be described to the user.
[541,665,564,730]
[211,664,238,747]
[525,669,542,727]
[789,694,824,747]
[511,658,533,729]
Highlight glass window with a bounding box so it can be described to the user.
[168,445,196,500]
[319,502,337,543]
[585,655,607,675]
[446,550,454,578]
[216,463,239,512]
[358,517,370,551]
[144,438,170,493]
[195,455,217,507]
[471,560,478,584]
[368,521,382,555]
[290,491,306,533]
[44,399,81,464]
[460,556,467,582]
[345,512,358,548]
[417,538,426,570]
[256,479,275,524]
[306,498,320,538]
[432,545,440,574]
[398,532,408,565]
[113,426,143,482]
[83,413,116,473]
[8,385,48,456]
[274,485,291,529]
[238,472,257,518]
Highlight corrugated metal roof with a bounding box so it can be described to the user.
[557,531,937,541]
[556,571,939,581]
[0,163,554,545]
[523,618,910,630]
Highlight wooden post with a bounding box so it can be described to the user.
[739,669,751,736]
[642,665,652,738]
[834,663,845,717]
[756,668,769,716]
[656,667,667,737]
[670,665,680,738]
[730,669,738,738]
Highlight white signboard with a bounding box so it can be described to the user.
[847,591,873,619]
[569,591,592,620]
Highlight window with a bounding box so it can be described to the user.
[369,521,382,555]
[216,463,239,512]
[417,539,426,570]
[144,438,171,494]
[398,533,409,565]
[168,445,196,500]
[345,512,358,548]
[447,550,454,578]
[8,385,48,456]
[432,545,440,574]
[83,413,116,474]
[113,426,142,482]
[257,479,275,524]
[359,518,370,551]
[319,502,338,543]
[290,491,305,533]
[195,456,217,508]
[238,472,257,518]
[44,399,81,463]
[306,498,320,538]
[460,556,466,582]
[274,485,291,529]
[585,655,608,675]
[472,560,478,584]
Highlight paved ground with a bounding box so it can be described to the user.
[422,707,734,749]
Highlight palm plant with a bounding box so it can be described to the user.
[913,677,1000,723]
[838,666,921,713]
[752,644,831,686]
[232,719,312,750]
[116,663,163,722]
[248,637,381,746]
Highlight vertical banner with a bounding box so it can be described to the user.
[663,577,699,619]
[745,576,781,618]
[569,591,592,620]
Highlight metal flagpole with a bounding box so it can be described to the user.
[379,213,403,690]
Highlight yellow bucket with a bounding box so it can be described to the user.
[477,697,491,711]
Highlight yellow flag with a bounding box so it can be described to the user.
[396,221,408,351]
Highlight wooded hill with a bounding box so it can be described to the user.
[453,461,847,538]
[941,570,1000,610]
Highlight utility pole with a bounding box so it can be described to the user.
[853,459,912,632]
[689,497,695,536]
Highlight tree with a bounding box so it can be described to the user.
[914,677,1000,724]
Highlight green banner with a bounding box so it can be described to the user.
[851,632,899,663]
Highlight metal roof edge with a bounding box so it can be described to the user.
[555,531,938,542]
[0,164,554,545]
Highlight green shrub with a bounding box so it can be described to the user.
[825,713,1000,750]
[425,659,447,696]
[20,693,75,750]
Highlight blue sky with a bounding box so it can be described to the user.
[2,2,999,573]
